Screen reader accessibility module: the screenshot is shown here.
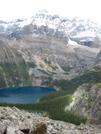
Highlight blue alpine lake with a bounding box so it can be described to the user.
[0,86,56,104]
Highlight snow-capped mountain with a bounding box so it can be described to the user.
[0,9,101,47]
[0,9,101,89]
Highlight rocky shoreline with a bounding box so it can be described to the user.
[0,106,101,134]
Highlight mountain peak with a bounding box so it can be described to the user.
[35,9,51,20]
[0,9,101,47]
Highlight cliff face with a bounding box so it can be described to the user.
[0,106,101,134]
[65,83,101,125]
[0,34,98,88]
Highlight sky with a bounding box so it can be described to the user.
[0,0,101,25]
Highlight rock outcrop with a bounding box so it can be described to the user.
[65,83,101,125]
[0,106,101,134]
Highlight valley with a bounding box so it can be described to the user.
[0,34,99,88]
[0,9,101,133]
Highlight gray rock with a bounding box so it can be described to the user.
[15,130,24,134]
[65,83,101,125]
[0,106,100,134]
[0,124,7,134]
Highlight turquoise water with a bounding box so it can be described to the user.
[0,86,56,104]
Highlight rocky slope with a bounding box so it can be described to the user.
[0,10,101,134]
[65,83,101,125]
[0,35,99,88]
[0,9,101,88]
[94,50,101,68]
[0,106,101,134]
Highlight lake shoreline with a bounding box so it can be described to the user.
[0,86,56,104]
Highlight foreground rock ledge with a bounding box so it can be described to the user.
[0,106,101,134]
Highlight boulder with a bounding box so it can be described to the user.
[0,124,7,134]
[30,122,47,134]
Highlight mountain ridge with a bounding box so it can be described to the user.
[0,9,101,132]
[0,9,101,89]
[0,9,101,48]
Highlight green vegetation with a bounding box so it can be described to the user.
[44,58,51,65]
[0,94,86,125]
[47,70,57,74]
[61,66,73,72]
[0,61,32,88]
[27,62,36,68]
[39,63,44,68]
[39,90,70,102]
[0,66,101,125]
[42,78,80,95]
[50,65,58,70]
[42,66,101,94]
[87,94,93,103]
[44,58,58,70]
[40,67,101,122]
[96,82,101,87]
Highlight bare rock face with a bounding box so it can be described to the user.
[0,106,101,134]
[65,83,101,125]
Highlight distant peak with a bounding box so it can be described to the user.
[35,9,51,19]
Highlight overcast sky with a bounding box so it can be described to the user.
[0,0,101,25]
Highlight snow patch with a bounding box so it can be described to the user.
[68,39,79,46]
[0,9,101,41]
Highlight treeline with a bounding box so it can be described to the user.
[0,94,86,125]
[39,90,69,102]
[0,66,100,125]
[42,66,101,95]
